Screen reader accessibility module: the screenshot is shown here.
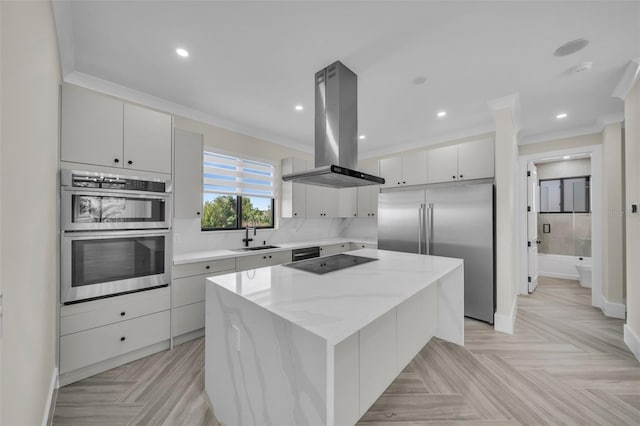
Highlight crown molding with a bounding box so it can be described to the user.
[612,57,640,100]
[520,111,624,145]
[63,71,313,155]
[487,93,521,135]
[596,112,625,128]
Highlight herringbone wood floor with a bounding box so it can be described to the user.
[53,277,640,425]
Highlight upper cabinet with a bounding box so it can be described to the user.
[174,129,203,219]
[379,151,428,188]
[306,186,339,217]
[457,138,494,181]
[426,138,494,184]
[338,188,358,218]
[357,159,379,218]
[281,157,307,218]
[61,84,172,174]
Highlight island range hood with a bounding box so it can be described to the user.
[282,61,385,188]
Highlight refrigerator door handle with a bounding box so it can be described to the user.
[418,205,424,254]
[426,203,434,255]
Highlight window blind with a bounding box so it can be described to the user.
[203,150,275,198]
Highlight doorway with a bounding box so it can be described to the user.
[517,144,603,309]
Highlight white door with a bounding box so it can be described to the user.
[527,162,539,292]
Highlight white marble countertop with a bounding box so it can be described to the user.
[173,237,376,265]
[206,248,463,344]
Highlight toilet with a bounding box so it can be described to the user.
[575,263,592,288]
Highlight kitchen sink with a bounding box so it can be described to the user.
[232,245,280,252]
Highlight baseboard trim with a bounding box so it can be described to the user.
[601,296,626,319]
[173,328,205,346]
[42,367,58,426]
[623,324,640,362]
[494,295,517,335]
[538,272,579,280]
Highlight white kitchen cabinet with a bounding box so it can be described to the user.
[60,310,170,374]
[306,186,338,217]
[61,83,172,175]
[379,156,402,189]
[281,157,307,218]
[457,138,494,181]
[235,250,292,271]
[349,242,377,250]
[427,139,494,184]
[123,104,172,174]
[357,160,380,217]
[173,258,236,279]
[427,145,459,183]
[174,129,203,219]
[61,84,124,168]
[173,302,205,337]
[379,151,428,188]
[338,188,358,217]
[319,243,349,257]
[359,309,397,415]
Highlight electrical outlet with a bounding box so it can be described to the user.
[232,325,240,352]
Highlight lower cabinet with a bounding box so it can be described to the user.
[173,302,205,337]
[235,250,292,271]
[319,243,350,257]
[349,242,377,250]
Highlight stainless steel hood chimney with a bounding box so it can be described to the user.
[282,61,385,188]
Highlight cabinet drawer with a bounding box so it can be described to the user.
[173,302,205,336]
[60,310,170,374]
[173,258,236,279]
[320,243,349,257]
[173,275,206,308]
[235,254,267,271]
[268,250,292,266]
[60,287,170,336]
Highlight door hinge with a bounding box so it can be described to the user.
[527,171,531,177]
[527,206,531,212]
[528,276,532,283]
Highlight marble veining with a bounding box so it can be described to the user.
[208,249,462,344]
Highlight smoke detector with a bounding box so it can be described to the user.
[554,38,589,57]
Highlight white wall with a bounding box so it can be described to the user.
[493,104,518,333]
[519,133,602,156]
[624,78,640,359]
[1,1,60,424]
[602,123,625,308]
[535,158,591,180]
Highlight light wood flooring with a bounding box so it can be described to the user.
[53,277,640,425]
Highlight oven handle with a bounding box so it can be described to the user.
[62,229,171,239]
[61,186,171,199]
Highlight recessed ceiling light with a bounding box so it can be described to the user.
[563,155,571,160]
[437,111,447,118]
[295,105,304,111]
[556,113,568,119]
[359,135,366,140]
[176,48,189,57]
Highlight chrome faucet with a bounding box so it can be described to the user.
[242,224,256,247]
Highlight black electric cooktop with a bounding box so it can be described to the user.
[283,254,378,275]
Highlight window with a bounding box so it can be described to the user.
[202,150,275,230]
[539,176,590,213]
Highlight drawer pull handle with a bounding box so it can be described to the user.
[268,255,272,259]
[205,265,210,269]
[120,336,126,342]
[120,311,126,316]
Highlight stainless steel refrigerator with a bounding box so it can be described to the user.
[378,182,495,323]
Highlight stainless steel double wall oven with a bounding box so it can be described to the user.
[60,169,172,304]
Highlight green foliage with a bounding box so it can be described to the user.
[202,195,273,230]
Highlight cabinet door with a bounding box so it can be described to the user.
[173,302,205,336]
[457,138,494,180]
[235,254,268,271]
[357,160,379,217]
[401,151,428,186]
[427,145,458,184]
[174,129,203,219]
[356,186,372,217]
[338,188,358,218]
[61,84,124,168]
[123,104,172,174]
[306,186,338,217]
[379,156,402,188]
[267,250,292,266]
[281,157,307,218]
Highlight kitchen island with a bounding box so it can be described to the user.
[205,248,464,426]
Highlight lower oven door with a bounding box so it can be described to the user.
[61,230,171,304]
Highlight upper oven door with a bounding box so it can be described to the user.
[61,187,171,231]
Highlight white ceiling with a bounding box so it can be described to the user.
[53,1,640,157]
